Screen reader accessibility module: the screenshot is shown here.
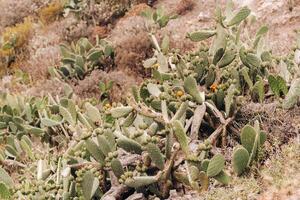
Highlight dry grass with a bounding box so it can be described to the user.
[38,0,64,24]
[72,70,141,102]
[1,17,33,52]
[110,15,152,77]
[173,0,195,16]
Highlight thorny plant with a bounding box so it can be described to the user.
[0,3,300,200]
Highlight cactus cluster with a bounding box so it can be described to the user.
[49,37,114,80]
[1,3,300,200]
[232,121,266,175]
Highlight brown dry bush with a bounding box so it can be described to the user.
[72,70,141,102]
[38,0,64,24]
[173,0,195,16]
[27,78,65,97]
[0,0,49,31]
[110,16,152,77]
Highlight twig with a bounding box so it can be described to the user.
[208,117,234,145]
[1,160,27,168]
[127,97,165,124]
[190,104,206,140]
[67,162,101,169]
[101,185,130,200]
[204,102,225,124]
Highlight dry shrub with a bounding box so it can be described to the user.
[39,0,64,24]
[173,0,195,16]
[21,20,64,81]
[91,26,109,40]
[236,102,300,145]
[124,3,151,18]
[1,17,33,52]
[0,17,33,73]
[110,16,152,77]
[62,19,91,42]
[72,70,141,102]
[27,78,65,97]
[0,0,50,32]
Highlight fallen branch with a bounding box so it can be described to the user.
[208,117,234,145]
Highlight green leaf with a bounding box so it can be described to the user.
[97,135,112,156]
[227,6,251,26]
[87,50,102,62]
[172,120,189,156]
[85,102,101,123]
[260,131,267,146]
[241,67,253,89]
[161,35,170,54]
[240,125,256,154]
[232,146,249,175]
[218,49,236,68]
[184,75,205,104]
[110,106,133,118]
[125,176,157,188]
[252,78,265,103]
[85,139,105,165]
[146,143,165,170]
[111,158,124,178]
[41,118,61,127]
[171,101,188,122]
[256,25,269,37]
[282,78,300,109]
[207,154,225,177]
[213,170,231,185]
[0,168,13,187]
[143,58,157,69]
[0,182,10,199]
[117,138,142,154]
[158,15,170,27]
[224,84,236,116]
[59,106,75,125]
[147,83,161,97]
[82,171,99,200]
[268,75,288,97]
[187,30,216,42]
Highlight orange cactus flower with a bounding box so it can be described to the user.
[210,83,218,92]
[176,90,184,97]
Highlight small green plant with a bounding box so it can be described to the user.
[99,80,113,103]
[232,121,266,175]
[141,7,176,28]
[49,37,114,80]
